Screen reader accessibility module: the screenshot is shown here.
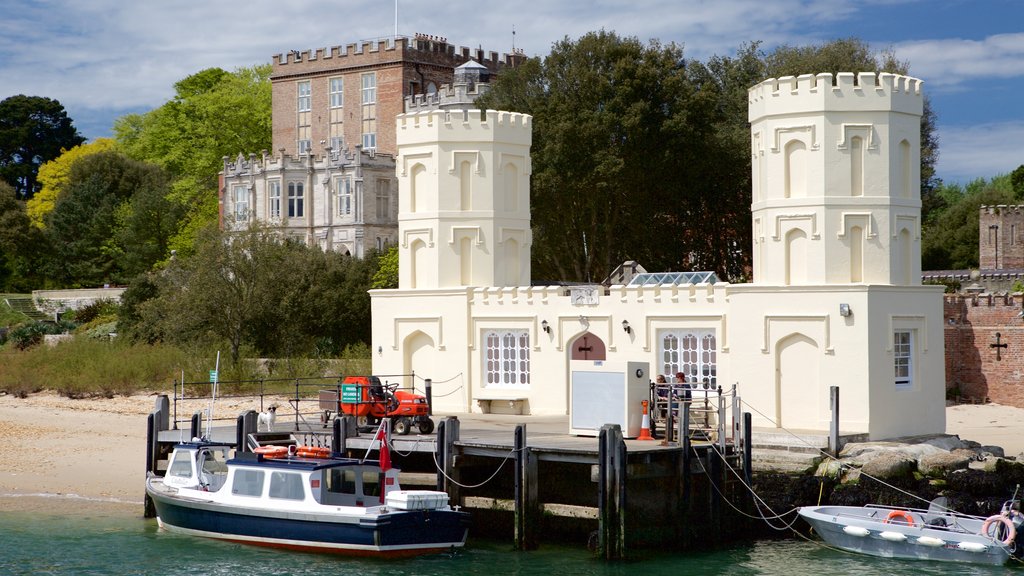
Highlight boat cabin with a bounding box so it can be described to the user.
[164,442,232,491]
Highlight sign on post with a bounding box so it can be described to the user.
[341,384,360,403]
[209,370,218,383]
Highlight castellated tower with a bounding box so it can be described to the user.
[748,72,924,286]
[395,108,532,289]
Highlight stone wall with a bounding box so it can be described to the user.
[945,292,1024,407]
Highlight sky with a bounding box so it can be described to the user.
[1,0,1022,185]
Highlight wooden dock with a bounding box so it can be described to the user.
[145,395,771,557]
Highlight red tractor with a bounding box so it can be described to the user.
[319,375,435,435]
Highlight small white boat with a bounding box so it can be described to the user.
[146,427,469,557]
[799,497,1023,566]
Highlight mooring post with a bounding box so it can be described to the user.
[514,424,539,550]
[682,409,691,503]
[190,412,201,440]
[708,444,722,542]
[442,417,461,507]
[598,424,626,560]
[829,385,839,457]
[435,419,446,492]
[425,378,433,416]
[731,384,740,451]
[743,412,753,486]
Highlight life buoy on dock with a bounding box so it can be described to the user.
[254,445,288,459]
[296,446,331,459]
[981,514,1016,546]
[884,510,915,527]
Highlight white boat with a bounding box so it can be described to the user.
[798,497,1024,566]
[146,427,469,557]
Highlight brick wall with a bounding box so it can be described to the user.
[979,205,1024,270]
[945,293,1024,407]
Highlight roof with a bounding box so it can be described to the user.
[627,272,719,286]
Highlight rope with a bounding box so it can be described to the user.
[739,398,942,510]
[431,445,526,489]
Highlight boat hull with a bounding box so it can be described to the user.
[148,482,469,557]
[799,505,1011,566]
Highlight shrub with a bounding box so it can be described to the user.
[8,320,73,350]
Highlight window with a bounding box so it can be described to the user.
[232,185,248,220]
[484,330,530,387]
[288,182,304,218]
[659,329,717,387]
[298,139,312,154]
[268,180,281,218]
[376,179,389,221]
[330,136,344,152]
[167,452,193,479]
[361,73,377,150]
[329,77,343,108]
[336,176,351,216]
[231,469,265,497]
[269,471,305,500]
[327,469,356,494]
[297,81,311,112]
[894,330,913,389]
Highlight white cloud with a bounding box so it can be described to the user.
[894,33,1024,89]
[937,121,1024,183]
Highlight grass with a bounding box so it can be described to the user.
[0,293,31,327]
[0,337,374,399]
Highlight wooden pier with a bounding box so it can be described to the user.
[144,393,766,557]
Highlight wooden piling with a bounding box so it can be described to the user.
[743,412,752,486]
[190,412,201,440]
[598,424,626,560]
[440,417,461,506]
[514,424,540,550]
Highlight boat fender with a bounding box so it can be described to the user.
[915,536,945,547]
[884,510,916,527]
[879,531,907,542]
[958,541,989,553]
[981,514,1016,546]
[843,526,870,537]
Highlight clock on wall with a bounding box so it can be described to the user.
[570,286,599,305]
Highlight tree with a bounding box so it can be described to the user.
[372,246,398,289]
[28,138,117,228]
[0,180,48,290]
[921,176,1014,270]
[1012,165,1024,200]
[114,65,272,256]
[43,151,173,286]
[0,95,85,199]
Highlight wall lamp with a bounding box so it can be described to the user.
[541,320,551,334]
[622,319,632,334]
[839,303,852,317]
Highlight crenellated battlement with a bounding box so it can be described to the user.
[221,145,394,177]
[404,81,492,112]
[273,35,522,69]
[397,109,532,136]
[980,204,1024,215]
[749,72,923,121]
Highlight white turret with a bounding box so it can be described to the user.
[748,72,924,286]
[395,108,532,289]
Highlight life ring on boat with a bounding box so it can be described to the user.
[296,446,331,459]
[254,445,288,459]
[981,514,1016,546]
[884,510,916,527]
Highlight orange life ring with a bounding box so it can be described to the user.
[884,510,916,527]
[296,446,331,459]
[981,514,1017,546]
[254,445,288,459]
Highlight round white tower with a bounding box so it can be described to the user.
[395,108,532,289]
[748,72,924,286]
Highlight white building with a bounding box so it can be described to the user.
[370,71,945,440]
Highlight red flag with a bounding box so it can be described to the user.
[376,424,391,472]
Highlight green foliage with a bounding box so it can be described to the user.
[1012,165,1024,200]
[126,224,376,366]
[0,337,192,398]
[8,320,74,350]
[63,299,119,324]
[0,95,85,199]
[41,150,177,286]
[0,181,49,291]
[114,64,272,255]
[372,246,398,289]
[921,176,1015,270]
[28,138,118,228]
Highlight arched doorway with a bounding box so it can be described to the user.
[403,330,439,406]
[775,333,819,429]
[570,332,606,361]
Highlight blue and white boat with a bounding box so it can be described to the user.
[145,427,469,557]
[799,497,1024,566]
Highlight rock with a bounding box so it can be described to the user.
[980,445,1006,459]
[861,452,917,480]
[919,451,971,476]
[815,458,843,478]
[839,441,944,464]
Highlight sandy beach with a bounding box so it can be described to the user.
[1,392,1023,515]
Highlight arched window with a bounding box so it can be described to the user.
[850,136,864,197]
[658,329,717,387]
[459,160,472,210]
[785,228,808,285]
[503,163,519,212]
[900,139,912,199]
[410,163,427,213]
[504,237,520,286]
[785,140,807,198]
[484,330,530,387]
[850,225,863,283]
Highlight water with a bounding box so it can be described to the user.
[0,498,1020,576]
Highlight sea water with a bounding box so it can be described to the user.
[0,499,1019,576]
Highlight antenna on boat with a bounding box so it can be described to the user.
[204,351,220,440]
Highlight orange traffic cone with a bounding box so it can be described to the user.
[638,400,654,441]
